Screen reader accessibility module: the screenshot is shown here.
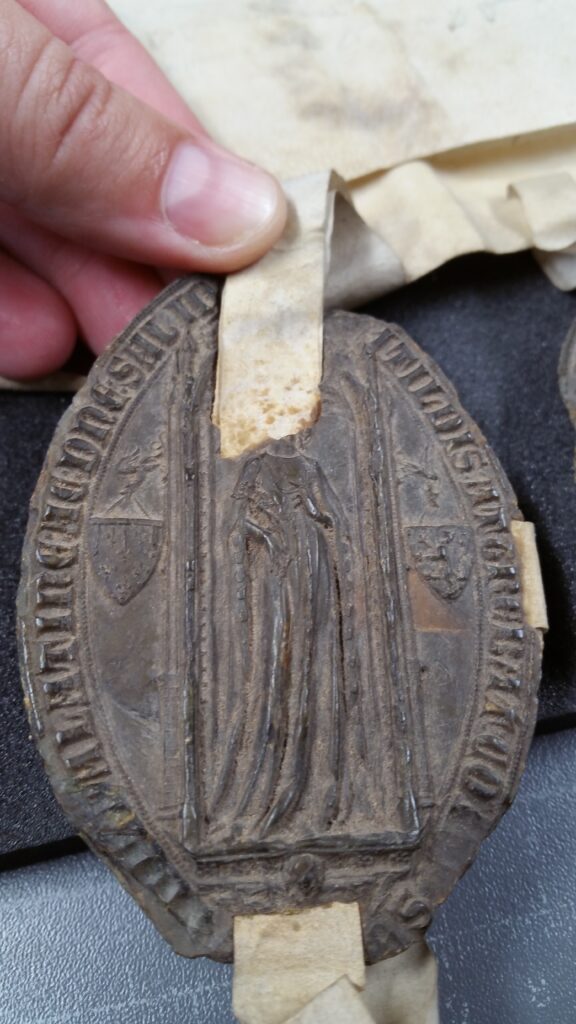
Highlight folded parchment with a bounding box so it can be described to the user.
[112,0,576,295]
[233,903,437,1024]
[114,0,576,181]
[111,2,576,456]
[214,173,403,455]
[12,2,576,450]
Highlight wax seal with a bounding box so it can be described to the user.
[18,276,541,962]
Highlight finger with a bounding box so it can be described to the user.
[0,201,163,355]
[18,0,206,132]
[0,248,76,378]
[0,0,286,272]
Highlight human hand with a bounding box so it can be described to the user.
[0,0,287,379]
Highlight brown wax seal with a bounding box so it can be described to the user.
[18,276,541,962]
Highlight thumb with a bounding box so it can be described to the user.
[0,0,287,272]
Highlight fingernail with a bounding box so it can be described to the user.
[162,141,283,247]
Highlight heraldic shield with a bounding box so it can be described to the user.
[18,278,541,964]
[88,518,164,606]
[406,525,473,601]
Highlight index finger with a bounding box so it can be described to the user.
[18,0,207,135]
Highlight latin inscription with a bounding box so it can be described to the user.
[24,282,218,931]
[19,293,540,963]
[377,329,529,818]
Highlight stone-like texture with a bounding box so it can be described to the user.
[2,251,576,858]
[16,277,540,959]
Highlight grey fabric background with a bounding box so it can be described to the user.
[2,731,575,1023]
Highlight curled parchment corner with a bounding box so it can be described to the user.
[7,2,576,400]
[111,0,576,298]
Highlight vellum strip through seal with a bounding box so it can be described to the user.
[233,902,438,1024]
[8,0,576,396]
[213,172,404,458]
[233,903,365,1024]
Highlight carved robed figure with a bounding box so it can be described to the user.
[18,277,541,962]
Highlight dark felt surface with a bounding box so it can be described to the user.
[1,251,576,858]
[0,393,72,854]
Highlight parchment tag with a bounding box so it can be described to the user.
[213,173,403,457]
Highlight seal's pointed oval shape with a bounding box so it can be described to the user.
[18,276,541,963]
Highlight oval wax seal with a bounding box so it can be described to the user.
[18,276,541,962]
